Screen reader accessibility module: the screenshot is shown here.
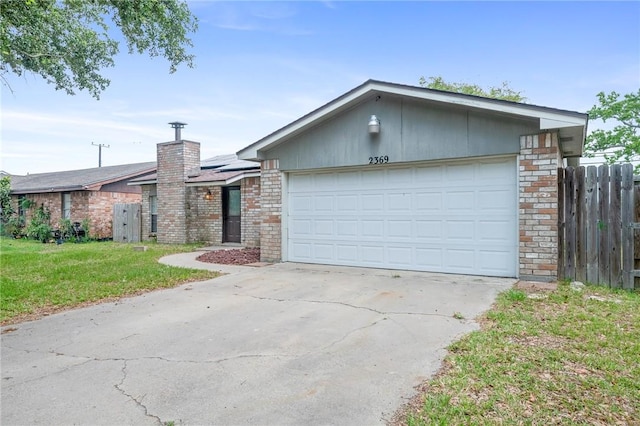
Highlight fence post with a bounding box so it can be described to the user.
[566,167,576,280]
[586,166,599,283]
[598,165,610,287]
[557,167,565,279]
[575,167,586,283]
[621,164,634,290]
[610,165,622,288]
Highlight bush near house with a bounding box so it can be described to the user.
[0,238,218,324]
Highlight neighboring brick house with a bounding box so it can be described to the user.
[238,80,589,281]
[130,138,261,246]
[9,162,156,238]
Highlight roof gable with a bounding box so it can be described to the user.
[237,79,588,160]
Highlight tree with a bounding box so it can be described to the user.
[0,176,12,224]
[1,0,198,99]
[584,90,640,167]
[419,76,526,102]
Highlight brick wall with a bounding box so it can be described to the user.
[156,140,200,244]
[11,190,140,239]
[186,186,222,244]
[241,177,261,247]
[518,132,561,281]
[260,159,282,262]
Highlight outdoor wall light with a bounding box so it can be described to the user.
[203,189,213,201]
[368,115,380,135]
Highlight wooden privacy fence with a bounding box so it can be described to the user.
[112,203,141,243]
[558,163,638,289]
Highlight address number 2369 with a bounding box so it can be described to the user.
[368,156,389,165]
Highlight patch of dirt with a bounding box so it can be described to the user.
[196,248,260,265]
[515,280,558,293]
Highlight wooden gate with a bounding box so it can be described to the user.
[558,164,637,289]
[112,203,141,243]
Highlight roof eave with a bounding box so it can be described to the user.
[185,171,261,187]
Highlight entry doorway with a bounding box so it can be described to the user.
[222,186,241,243]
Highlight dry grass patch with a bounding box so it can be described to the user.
[394,284,640,426]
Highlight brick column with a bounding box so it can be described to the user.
[156,140,200,244]
[260,159,282,262]
[241,177,261,247]
[518,132,561,281]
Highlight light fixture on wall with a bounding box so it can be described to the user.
[368,115,380,135]
[203,189,213,201]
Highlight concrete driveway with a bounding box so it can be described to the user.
[1,255,515,425]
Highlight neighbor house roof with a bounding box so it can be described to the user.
[10,162,157,194]
[237,79,589,160]
[129,154,260,186]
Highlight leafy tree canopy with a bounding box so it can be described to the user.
[0,176,12,223]
[584,90,640,166]
[1,0,198,99]
[419,76,526,102]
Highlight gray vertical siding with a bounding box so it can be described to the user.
[264,95,539,171]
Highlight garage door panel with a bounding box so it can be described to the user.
[314,195,333,211]
[388,247,413,265]
[337,195,358,212]
[479,220,513,241]
[447,191,475,210]
[337,245,358,261]
[287,158,517,277]
[362,220,384,237]
[478,250,512,274]
[362,245,384,263]
[416,248,443,268]
[478,189,513,210]
[447,221,475,240]
[416,220,443,240]
[388,220,412,238]
[315,220,333,235]
[337,220,357,236]
[291,219,312,236]
[362,194,384,211]
[313,244,334,260]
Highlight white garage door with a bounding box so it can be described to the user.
[286,157,517,277]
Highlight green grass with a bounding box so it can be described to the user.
[404,283,640,425]
[0,238,218,323]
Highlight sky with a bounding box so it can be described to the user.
[1,1,639,176]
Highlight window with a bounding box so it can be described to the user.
[18,195,26,218]
[149,195,158,233]
[62,193,71,219]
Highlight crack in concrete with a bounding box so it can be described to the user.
[234,293,457,319]
[114,360,163,426]
[321,317,388,351]
[3,345,292,365]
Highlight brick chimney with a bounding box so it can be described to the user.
[156,123,200,244]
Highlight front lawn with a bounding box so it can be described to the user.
[399,283,640,425]
[0,238,218,324]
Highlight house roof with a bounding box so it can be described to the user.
[129,154,260,186]
[237,79,589,161]
[9,162,157,194]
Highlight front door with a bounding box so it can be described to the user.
[223,186,241,243]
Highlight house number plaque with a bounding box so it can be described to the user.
[368,156,389,165]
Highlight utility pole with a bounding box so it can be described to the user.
[91,142,110,167]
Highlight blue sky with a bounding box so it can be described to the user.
[1,1,639,175]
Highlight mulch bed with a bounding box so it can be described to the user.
[196,248,261,265]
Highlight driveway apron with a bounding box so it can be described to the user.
[1,257,515,425]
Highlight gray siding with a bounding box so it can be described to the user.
[265,96,539,171]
